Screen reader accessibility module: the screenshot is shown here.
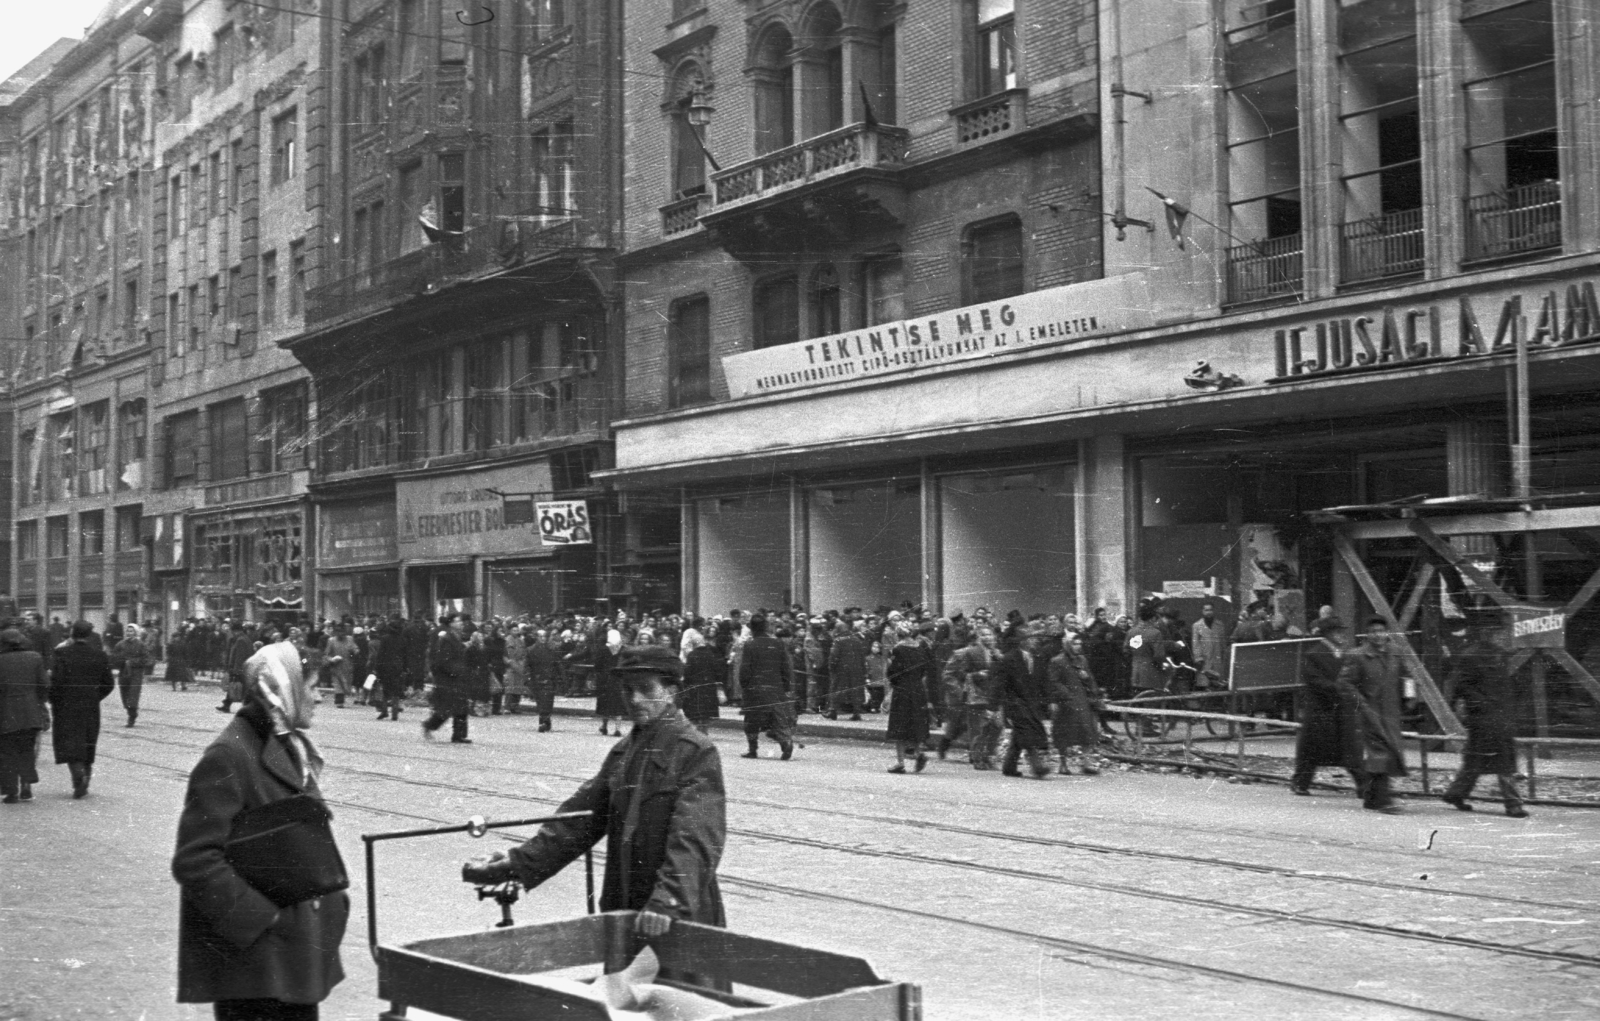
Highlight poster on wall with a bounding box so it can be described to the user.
[397,460,555,559]
[536,500,592,546]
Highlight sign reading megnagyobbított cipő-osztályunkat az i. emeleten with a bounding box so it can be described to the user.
[720,274,1156,399]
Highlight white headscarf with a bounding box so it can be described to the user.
[246,640,323,785]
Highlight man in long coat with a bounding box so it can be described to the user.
[525,629,562,732]
[1124,602,1168,694]
[422,614,472,743]
[826,621,867,721]
[1341,617,1410,813]
[463,647,725,943]
[995,624,1052,778]
[737,614,795,760]
[50,621,116,798]
[1442,611,1527,817]
[1289,616,1365,795]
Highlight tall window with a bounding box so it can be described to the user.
[214,24,237,89]
[752,27,795,155]
[669,68,708,200]
[210,150,225,217]
[165,411,200,488]
[398,0,422,77]
[47,412,75,502]
[440,2,469,65]
[531,126,573,217]
[19,429,39,505]
[753,276,800,350]
[169,173,183,237]
[116,506,143,550]
[799,4,845,136]
[355,47,386,129]
[271,108,298,185]
[1462,0,1559,260]
[46,516,70,559]
[258,382,309,473]
[1338,3,1423,283]
[464,339,506,451]
[209,398,249,482]
[975,0,1016,97]
[260,250,278,326]
[123,279,139,340]
[17,521,38,561]
[398,162,425,250]
[963,216,1025,303]
[440,153,466,233]
[117,399,146,491]
[230,138,244,207]
[289,240,306,317]
[669,295,712,408]
[80,510,106,557]
[168,292,182,354]
[810,264,842,337]
[80,401,109,496]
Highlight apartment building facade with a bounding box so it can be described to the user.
[281,0,626,620]
[602,0,1600,633]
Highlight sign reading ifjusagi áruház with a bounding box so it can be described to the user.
[720,274,1156,398]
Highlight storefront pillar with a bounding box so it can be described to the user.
[679,491,699,616]
[788,479,809,611]
[1076,434,1131,617]
[397,563,409,617]
[920,460,941,613]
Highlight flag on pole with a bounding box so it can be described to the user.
[1147,188,1191,249]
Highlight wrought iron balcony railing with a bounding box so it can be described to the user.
[1340,207,1424,284]
[1464,181,1562,263]
[711,122,910,209]
[1225,233,1303,305]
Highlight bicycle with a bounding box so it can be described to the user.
[1120,662,1228,742]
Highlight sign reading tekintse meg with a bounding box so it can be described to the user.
[721,274,1155,398]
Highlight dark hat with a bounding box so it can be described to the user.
[614,644,683,682]
[70,620,95,639]
[1311,616,1348,635]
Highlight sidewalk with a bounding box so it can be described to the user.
[171,666,1600,780]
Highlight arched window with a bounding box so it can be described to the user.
[752,26,795,154]
[669,66,708,199]
[797,3,845,136]
[810,263,841,337]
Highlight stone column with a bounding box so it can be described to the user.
[680,489,699,615]
[1076,434,1131,618]
[788,478,809,611]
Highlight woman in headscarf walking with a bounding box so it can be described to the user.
[885,623,936,773]
[678,630,722,734]
[172,627,348,1019]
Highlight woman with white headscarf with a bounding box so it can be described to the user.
[172,628,348,1019]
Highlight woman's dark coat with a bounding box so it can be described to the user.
[827,632,869,713]
[594,642,628,719]
[1293,643,1365,770]
[1451,641,1517,774]
[678,646,723,724]
[1047,647,1102,749]
[49,639,115,765]
[884,642,935,744]
[507,707,725,925]
[172,701,348,1004]
[996,647,1051,751]
[371,626,408,699]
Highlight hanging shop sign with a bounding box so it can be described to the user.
[1269,278,1600,382]
[397,460,556,559]
[319,499,398,569]
[535,500,592,545]
[720,274,1156,398]
[1506,603,1565,649]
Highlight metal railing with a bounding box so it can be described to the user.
[1340,207,1424,283]
[1225,233,1303,304]
[711,121,910,209]
[1464,180,1562,262]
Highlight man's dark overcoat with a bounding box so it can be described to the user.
[996,647,1051,751]
[507,707,726,924]
[1293,642,1365,770]
[49,639,115,764]
[1047,646,1102,749]
[172,701,348,1004]
[1451,640,1517,774]
[1342,642,1409,777]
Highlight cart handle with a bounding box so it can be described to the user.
[361,811,595,957]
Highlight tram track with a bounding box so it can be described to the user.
[97,730,1600,972]
[92,743,1512,1021]
[125,716,1600,899]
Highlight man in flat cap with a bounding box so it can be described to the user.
[1442,610,1528,818]
[462,644,726,938]
[1289,616,1365,796]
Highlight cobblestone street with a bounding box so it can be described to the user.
[4,687,1598,1021]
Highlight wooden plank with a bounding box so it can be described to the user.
[1564,562,1600,617]
[1406,517,1519,606]
[1340,503,1600,540]
[653,921,887,997]
[1330,533,1463,735]
[1397,562,1437,631]
[1546,648,1600,705]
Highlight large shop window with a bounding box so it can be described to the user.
[809,480,922,612]
[940,467,1074,617]
[694,491,791,615]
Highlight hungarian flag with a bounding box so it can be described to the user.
[417,198,462,245]
[1147,188,1190,249]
